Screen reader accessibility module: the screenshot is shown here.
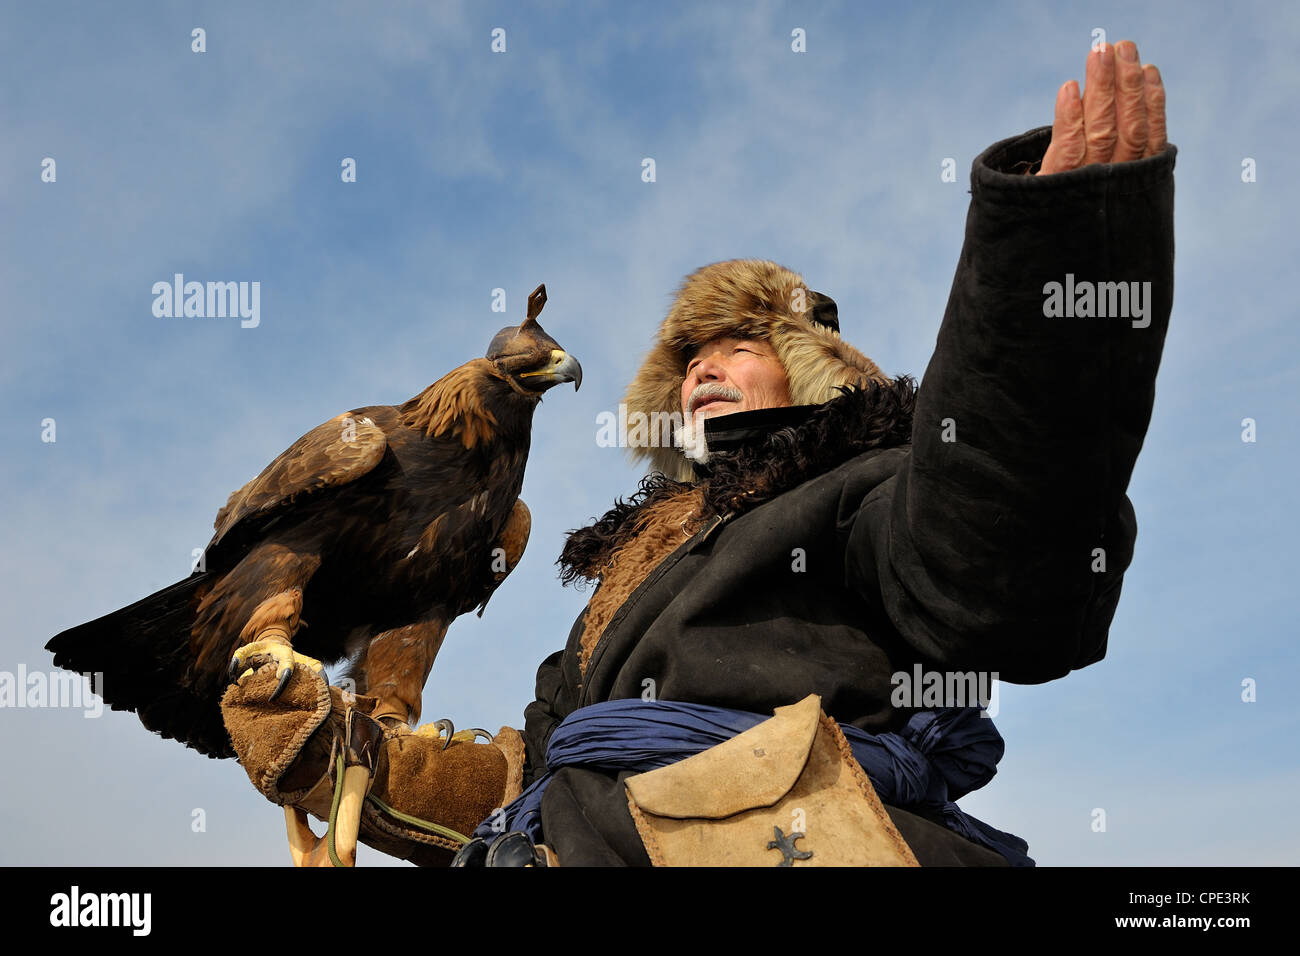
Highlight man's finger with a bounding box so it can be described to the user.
[1081,42,1118,165]
[1039,80,1085,175]
[1142,64,1168,156]
[1110,40,1149,163]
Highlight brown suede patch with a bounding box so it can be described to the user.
[369,732,508,842]
[578,485,704,675]
[221,664,333,802]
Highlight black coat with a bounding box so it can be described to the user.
[523,126,1176,865]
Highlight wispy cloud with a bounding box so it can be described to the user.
[3,1,1297,866]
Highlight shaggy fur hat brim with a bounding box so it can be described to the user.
[623,259,889,481]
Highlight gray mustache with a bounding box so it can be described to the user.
[688,383,743,414]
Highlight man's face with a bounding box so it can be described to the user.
[680,336,792,421]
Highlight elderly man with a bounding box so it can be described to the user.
[224,39,1173,867]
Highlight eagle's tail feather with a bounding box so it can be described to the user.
[45,572,235,758]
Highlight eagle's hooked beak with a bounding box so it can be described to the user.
[519,349,582,392]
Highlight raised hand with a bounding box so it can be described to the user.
[1037,39,1167,175]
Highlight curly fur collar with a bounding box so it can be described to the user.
[558,377,917,586]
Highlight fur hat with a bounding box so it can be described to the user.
[624,259,889,481]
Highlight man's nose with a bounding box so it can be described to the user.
[693,353,727,382]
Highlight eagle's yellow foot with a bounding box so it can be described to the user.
[228,636,324,701]
[413,718,493,750]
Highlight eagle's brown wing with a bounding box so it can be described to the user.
[209,412,388,552]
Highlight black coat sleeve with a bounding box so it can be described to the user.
[844,126,1176,683]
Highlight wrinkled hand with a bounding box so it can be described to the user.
[1038,39,1167,175]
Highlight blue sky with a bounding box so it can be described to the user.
[2,0,1296,866]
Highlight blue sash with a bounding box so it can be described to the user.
[473,699,1033,866]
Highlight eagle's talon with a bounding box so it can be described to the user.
[412,719,491,748]
[270,666,293,701]
[228,639,323,700]
[434,718,455,750]
[413,717,471,749]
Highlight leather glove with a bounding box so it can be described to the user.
[221,663,525,866]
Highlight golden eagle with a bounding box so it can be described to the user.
[47,285,579,758]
